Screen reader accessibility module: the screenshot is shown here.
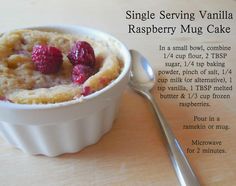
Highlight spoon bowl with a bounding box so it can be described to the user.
[130,50,156,91]
[129,49,200,186]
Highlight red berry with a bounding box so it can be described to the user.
[72,64,95,85]
[67,41,96,67]
[99,77,110,86]
[32,45,63,74]
[82,86,91,96]
[0,96,13,103]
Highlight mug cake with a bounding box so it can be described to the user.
[0,29,123,104]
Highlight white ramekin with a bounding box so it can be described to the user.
[0,25,131,157]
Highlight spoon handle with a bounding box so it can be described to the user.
[143,90,200,186]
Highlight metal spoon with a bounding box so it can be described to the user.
[129,50,200,186]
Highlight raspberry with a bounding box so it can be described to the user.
[0,96,13,103]
[67,41,96,67]
[72,64,95,85]
[0,96,7,101]
[82,86,91,96]
[32,45,63,74]
[99,77,110,86]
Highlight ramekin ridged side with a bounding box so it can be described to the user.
[0,97,120,157]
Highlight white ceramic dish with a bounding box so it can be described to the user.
[0,25,131,157]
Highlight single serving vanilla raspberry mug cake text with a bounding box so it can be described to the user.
[0,29,123,104]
